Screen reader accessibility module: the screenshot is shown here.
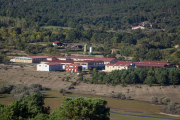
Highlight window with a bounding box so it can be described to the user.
[107,66,109,67]
[39,65,41,67]
[118,66,120,68]
[45,65,47,67]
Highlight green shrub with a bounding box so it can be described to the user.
[0,94,50,119]
[78,76,83,81]
[110,94,115,98]
[11,84,28,95]
[66,76,71,81]
[50,97,110,120]
[11,84,42,99]
[175,105,180,109]
[121,84,127,87]
[159,97,166,104]
[126,96,131,100]
[0,84,14,94]
[167,102,176,110]
[58,88,67,94]
[161,97,170,105]
[116,93,122,99]
[29,84,43,90]
[121,95,126,100]
[151,96,158,103]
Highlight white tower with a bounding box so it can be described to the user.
[89,47,93,54]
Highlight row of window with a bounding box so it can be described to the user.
[107,66,126,69]
[34,58,45,60]
[16,58,31,60]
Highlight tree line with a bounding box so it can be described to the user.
[79,68,180,87]
[1,0,180,30]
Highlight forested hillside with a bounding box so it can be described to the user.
[1,0,180,65]
[0,0,180,29]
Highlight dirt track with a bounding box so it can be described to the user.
[0,67,180,103]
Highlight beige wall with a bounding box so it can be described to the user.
[104,65,128,72]
[15,59,32,63]
[58,58,66,60]
[47,57,58,61]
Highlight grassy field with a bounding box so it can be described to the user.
[0,89,179,120]
[42,91,180,120]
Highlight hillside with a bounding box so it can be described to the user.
[1,67,180,103]
[0,0,180,29]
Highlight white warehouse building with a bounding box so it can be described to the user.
[37,62,63,71]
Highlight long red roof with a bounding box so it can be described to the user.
[53,41,61,44]
[142,60,167,64]
[134,62,168,67]
[56,56,116,62]
[107,61,131,67]
[42,60,74,64]
[45,62,61,65]
[27,56,49,59]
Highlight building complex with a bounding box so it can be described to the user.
[10,56,174,72]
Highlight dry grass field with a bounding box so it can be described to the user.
[0,66,180,104]
[0,66,180,119]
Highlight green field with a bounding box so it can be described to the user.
[0,83,179,120]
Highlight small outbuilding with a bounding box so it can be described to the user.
[65,64,82,72]
[111,49,120,54]
[53,41,64,46]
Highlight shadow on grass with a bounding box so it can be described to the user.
[0,95,5,98]
[43,96,59,98]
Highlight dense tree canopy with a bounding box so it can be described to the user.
[83,68,180,86]
[1,0,180,30]
[0,94,110,120]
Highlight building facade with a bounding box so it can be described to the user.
[104,61,135,72]
[37,62,63,71]
[65,64,82,72]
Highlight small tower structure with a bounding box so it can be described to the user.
[83,44,87,54]
[89,47,93,55]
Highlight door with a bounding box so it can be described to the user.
[82,65,87,70]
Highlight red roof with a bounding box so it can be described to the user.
[107,61,131,67]
[53,41,61,44]
[42,60,74,64]
[27,56,49,59]
[47,56,57,58]
[134,62,166,67]
[142,60,167,64]
[45,62,61,65]
[66,63,81,67]
[111,49,119,51]
[42,59,104,64]
[56,56,116,62]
